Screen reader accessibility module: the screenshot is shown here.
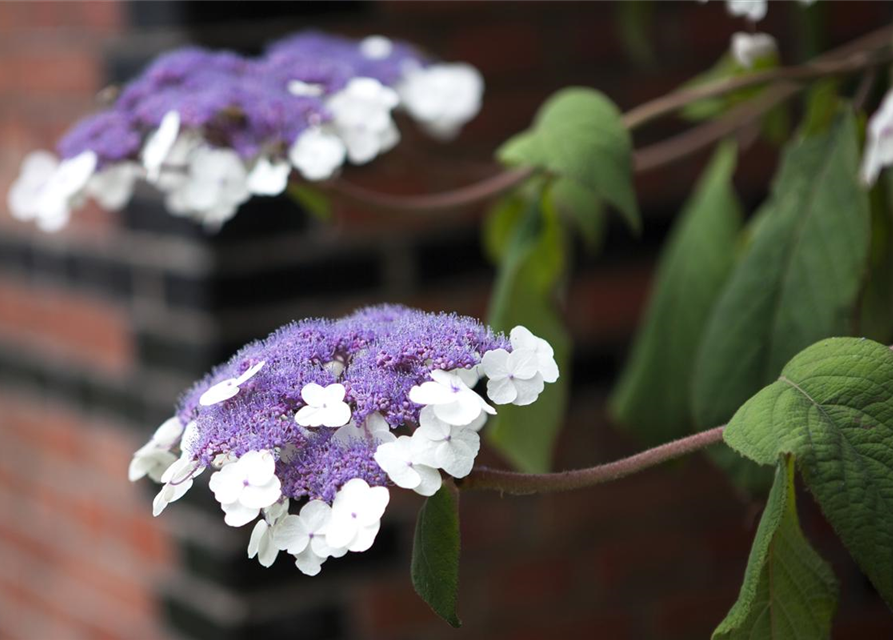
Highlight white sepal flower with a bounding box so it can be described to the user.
[272,500,346,576]
[726,0,767,22]
[199,361,265,407]
[399,63,484,140]
[247,499,290,568]
[410,406,480,478]
[8,151,59,222]
[295,383,352,427]
[327,77,400,164]
[247,156,291,196]
[169,146,251,229]
[374,435,442,496]
[481,348,545,406]
[359,35,393,60]
[510,326,559,383]
[129,416,184,482]
[28,150,97,232]
[289,127,346,181]
[86,161,142,210]
[208,450,282,527]
[408,369,496,426]
[333,412,396,446]
[861,89,893,186]
[152,454,205,517]
[326,478,389,552]
[143,111,180,181]
[730,32,777,69]
[288,80,325,97]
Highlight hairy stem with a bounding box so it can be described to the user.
[457,425,726,495]
[321,24,893,213]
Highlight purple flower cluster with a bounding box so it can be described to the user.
[176,304,507,502]
[57,32,428,163]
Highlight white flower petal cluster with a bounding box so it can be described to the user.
[7,150,98,232]
[199,361,265,407]
[129,416,184,483]
[295,383,352,427]
[862,89,893,186]
[288,128,346,181]
[480,326,558,406]
[726,0,767,22]
[730,32,777,69]
[152,454,205,516]
[399,63,484,140]
[327,78,401,164]
[374,435,442,496]
[247,499,290,568]
[409,369,496,426]
[209,450,282,527]
[411,407,480,478]
[247,156,292,196]
[272,499,346,576]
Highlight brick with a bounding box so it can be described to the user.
[0,48,101,96]
[0,276,133,373]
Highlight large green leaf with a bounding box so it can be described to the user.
[692,109,871,434]
[411,486,461,627]
[713,457,838,640]
[724,337,893,606]
[610,141,742,444]
[486,200,570,472]
[498,87,639,233]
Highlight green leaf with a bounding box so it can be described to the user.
[411,486,461,627]
[713,457,838,640]
[498,87,639,234]
[859,173,893,343]
[286,183,331,221]
[724,337,893,606]
[546,178,606,252]
[483,194,526,264]
[486,200,570,472]
[692,109,871,436]
[615,1,655,68]
[610,141,742,444]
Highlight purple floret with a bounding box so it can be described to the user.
[174,304,507,502]
[56,110,142,165]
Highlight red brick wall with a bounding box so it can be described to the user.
[0,2,891,640]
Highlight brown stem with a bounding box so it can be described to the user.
[457,425,726,495]
[320,25,893,214]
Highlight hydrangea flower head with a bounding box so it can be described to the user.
[9,32,484,231]
[130,304,558,575]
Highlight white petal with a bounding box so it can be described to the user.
[323,383,347,403]
[301,382,327,406]
[199,379,240,406]
[356,485,390,525]
[289,128,346,181]
[288,80,325,97]
[235,360,266,385]
[293,547,325,576]
[359,35,393,60]
[325,511,359,550]
[299,500,332,533]
[347,522,380,553]
[272,515,310,554]
[436,438,476,478]
[222,501,260,527]
[487,376,518,405]
[209,465,243,505]
[143,111,181,181]
[295,405,325,427]
[511,374,545,406]
[413,465,442,497]
[248,520,267,558]
[409,432,440,468]
[153,417,184,447]
[481,349,511,379]
[247,158,290,196]
[257,532,279,568]
[321,402,352,428]
[432,398,480,426]
[242,450,276,486]
[240,477,282,510]
[409,380,454,405]
[508,349,540,380]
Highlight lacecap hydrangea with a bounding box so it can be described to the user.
[130,305,558,575]
[8,32,483,232]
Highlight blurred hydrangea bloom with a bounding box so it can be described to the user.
[130,304,559,575]
[8,32,484,231]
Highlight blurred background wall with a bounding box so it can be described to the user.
[0,2,891,639]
